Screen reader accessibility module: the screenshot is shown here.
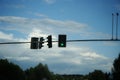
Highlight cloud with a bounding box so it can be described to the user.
[5,56,30,61]
[81,32,111,39]
[0,31,112,74]
[0,16,28,24]
[0,15,110,40]
[0,16,114,74]
[80,52,107,60]
[0,31,13,40]
[0,16,113,40]
[0,41,112,74]
[43,0,56,4]
[0,16,88,35]
[35,13,48,18]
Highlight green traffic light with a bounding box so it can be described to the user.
[58,35,66,47]
[60,43,64,46]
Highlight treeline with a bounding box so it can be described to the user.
[0,54,120,80]
[0,59,54,80]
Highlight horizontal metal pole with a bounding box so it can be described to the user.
[0,39,120,44]
[66,39,120,42]
[0,42,31,44]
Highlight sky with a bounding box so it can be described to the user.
[0,0,120,74]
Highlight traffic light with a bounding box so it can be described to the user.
[30,37,39,49]
[58,35,66,47]
[47,35,52,48]
[39,37,44,49]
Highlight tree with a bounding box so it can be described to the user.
[25,63,54,80]
[112,54,120,80]
[105,72,111,80]
[0,59,25,80]
[88,70,106,80]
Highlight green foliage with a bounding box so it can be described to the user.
[88,70,106,80]
[25,63,54,80]
[0,59,107,80]
[112,53,120,80]
[0,59,25,80]
[0,59,54,80]
[3,55,120,80]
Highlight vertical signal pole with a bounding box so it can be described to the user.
[116,13,119,40]
[112,13,114,40]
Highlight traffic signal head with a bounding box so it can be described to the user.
[39,37,44,49]
[47,35,52,48]
[58,35,66,47]
[30,37,39,49]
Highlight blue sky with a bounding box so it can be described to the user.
[0,0,120,74]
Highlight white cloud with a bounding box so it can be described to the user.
[0,16,87,30]
[43,0,56,4]
[5,56,30,61]
[0,39,112,74]
[0,16,114,74]
[28,28,48,38]
[42,18,86,28]
[0,16,28,24]
[0,31,13,40]
[0,16,112,40]
[35,13,48,18]
[80,52,107,60]
[0,16,87,34]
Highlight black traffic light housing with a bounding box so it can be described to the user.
[47,35,52,48]
[39,37,44,49]
[58,35,66,47]
[30,37,39,49]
